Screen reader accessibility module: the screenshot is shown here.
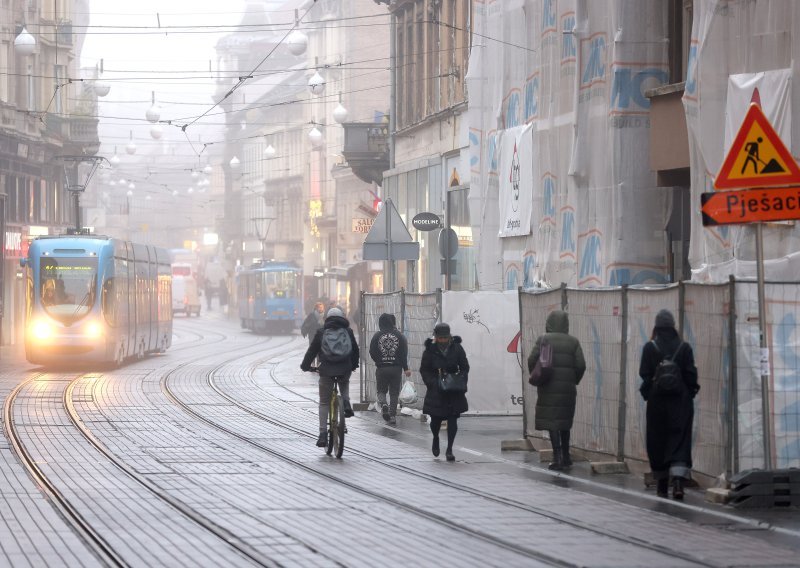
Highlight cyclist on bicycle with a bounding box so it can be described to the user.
[301,307,359,447]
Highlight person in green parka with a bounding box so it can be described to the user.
[527,310,586,471]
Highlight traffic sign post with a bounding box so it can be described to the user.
[710,102,800,470]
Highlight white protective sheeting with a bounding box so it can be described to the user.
[686,1,800,280]
[468,0,670,291]
[442,290,523,414]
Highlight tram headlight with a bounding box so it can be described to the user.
[84,321,104,339]
[29,320,54,341]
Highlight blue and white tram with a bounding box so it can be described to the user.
[237,260,302,334]
[23,235,173,366]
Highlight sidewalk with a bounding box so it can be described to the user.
[354,405,800,549]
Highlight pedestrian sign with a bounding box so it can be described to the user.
[701,186,800,226]
[714,103,800,190]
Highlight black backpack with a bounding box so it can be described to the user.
[320,327,353,363]
[651,341,686,396]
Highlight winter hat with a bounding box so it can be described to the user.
[433,322,451,338]
[654,309,676,329]
[326,307,344,319]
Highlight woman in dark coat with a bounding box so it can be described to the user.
[639,309,699,500]
[420,323,469,462]
[527,310,586,471]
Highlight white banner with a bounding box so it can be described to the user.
[725,69,792,154]
[498,124,534,237]
[442,290,523,415]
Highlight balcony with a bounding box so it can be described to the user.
[67,117,100,154]
[341,122,389,186]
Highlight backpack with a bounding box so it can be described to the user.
[320,327,353,363]
[651,341,686,396]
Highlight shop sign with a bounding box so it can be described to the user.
[412,212,442,231]
[4,231,22,257]
[352,217,374,234]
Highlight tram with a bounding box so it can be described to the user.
[237,260,302,334]
[23,235,173,366]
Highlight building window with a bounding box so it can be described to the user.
[668,0,693,84]
[394,0,469,129]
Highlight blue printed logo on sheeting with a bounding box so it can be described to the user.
[559,207,576,259]
[522,252,536,288]
[581,34,606,88]
[504,90,522,128]
[524,74,539,122]
[561,13,576,62]
[610,65,668,115]
[578,230,602,285]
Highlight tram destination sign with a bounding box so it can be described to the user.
[701,185,800,226]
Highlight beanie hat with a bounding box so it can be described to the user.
[326,307,344,319]
[433,323,451,338]
[654,309,676,329]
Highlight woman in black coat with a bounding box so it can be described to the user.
[420,323,469,462]
[639,309,699,500]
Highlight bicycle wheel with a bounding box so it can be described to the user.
[332,395,345,458]
[326,392,337,455]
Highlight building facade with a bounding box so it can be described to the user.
[1,0,99,346]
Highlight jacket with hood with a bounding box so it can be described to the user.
[301,315,359,377]
[420,336,469,417]
[527,310,586,431]
[369,313,409,369]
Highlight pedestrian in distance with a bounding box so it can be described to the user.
[639,309,699,500]
[420,323,469,462]
[300,307,360,447]
[301,301,325,346]
[527,310,586,471]
[369,313,411,425]
[204,278,214,310]
[218,278,228,307]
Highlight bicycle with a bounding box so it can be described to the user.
[309,367,346,458]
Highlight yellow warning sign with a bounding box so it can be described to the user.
[715,103,800,190]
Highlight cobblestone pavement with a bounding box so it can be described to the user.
[1,315,798,567]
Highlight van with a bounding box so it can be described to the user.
[172,275,201,316]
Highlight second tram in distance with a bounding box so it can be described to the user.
[237,260,302,334]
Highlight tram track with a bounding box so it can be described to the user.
[161,346,651,568]
[204,351,722,568]
[4,333,283,567]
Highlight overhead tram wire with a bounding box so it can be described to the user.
[179,2,318,132]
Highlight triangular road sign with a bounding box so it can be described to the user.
[715,103,800,189]
[364,198,414,244]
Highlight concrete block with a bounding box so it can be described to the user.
[501,439,534,452]
[590,461,629,474]
[705,488,731,504]
[539,449,554,462]
[352,402,369,411]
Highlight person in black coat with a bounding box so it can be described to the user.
[419,323,469,462]
[639,309,699,500]
[301,308,360,447]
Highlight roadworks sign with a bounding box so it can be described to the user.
[714,103,800,190]
[701,186,800,226]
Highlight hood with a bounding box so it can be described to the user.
[545,310,569,334]
[425,336,462,349]
[378,313,396,331]
[324,315,350,329]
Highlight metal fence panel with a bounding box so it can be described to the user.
[520,288,563,438]
[623,286,679,462]
[566,289,624,456]
[361,292,403,403]
[684,283,731,477]
[401,292,440,409]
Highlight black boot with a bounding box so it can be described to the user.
[656,477,669,498]
[548,430,563,471]
[560,430,572,468]
[672,477,685,500]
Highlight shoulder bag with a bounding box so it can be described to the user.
[528,338,554,387]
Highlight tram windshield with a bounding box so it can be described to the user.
[40,258,98,323]
[263,270,299,298]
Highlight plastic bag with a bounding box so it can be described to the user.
[399,379,418,405]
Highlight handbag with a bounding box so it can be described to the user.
[438,369,467,393]
[528,338,554,387]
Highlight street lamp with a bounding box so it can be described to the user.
[126,131,137,155]
[14,27,36,56]
[308,70,326,96]
[308,126,323,148]
[286,10,308,56]
[145,91,161,123]
[230,156,240,170]
[263,144,276,158]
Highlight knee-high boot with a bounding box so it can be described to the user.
[548,430,563,471]
[560,430,572,468]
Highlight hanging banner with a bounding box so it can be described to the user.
[498,124,534,238]
[442,290,523,415]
